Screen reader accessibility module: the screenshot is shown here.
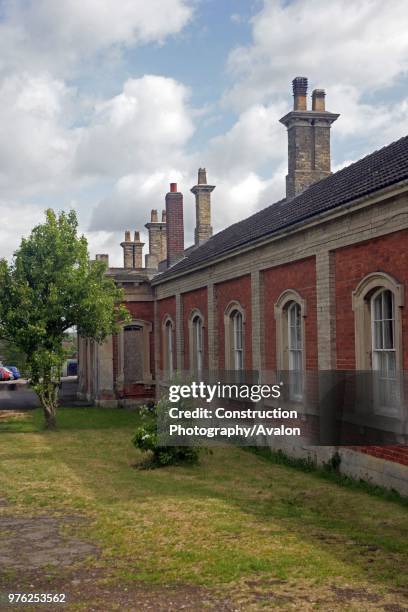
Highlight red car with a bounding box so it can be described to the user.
[0,366,12,381]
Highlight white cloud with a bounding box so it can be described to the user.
[0,201,49,260]
[207,102,287,175]
[90,169,186,232]
[76,75,194,178]
[0,1,198,260]
[0,0,193,77]
[0,73,80,196]
[3,0,408,266]
[226,0,408,110]
[221,0,408,176]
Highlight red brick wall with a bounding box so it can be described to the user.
[157,296,177,370]
[335,229,408,369]
[215,275,252,370]
[263,257,317,370]
[182,287,208,370]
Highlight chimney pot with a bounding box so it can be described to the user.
[133,232,144,268]
[151,209,158,222]
[125,230,131,242]
[198,168,207,184]
[312,89,326,111]
[162,210,166,222]
[170,182,177,193]
[292,76,308,111]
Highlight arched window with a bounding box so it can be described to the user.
[189,310,204,373]
[224,302,245,371]
[162,316,175,378]
[274,290,306,401]
[352,272,404,411]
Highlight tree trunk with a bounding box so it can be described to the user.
[43,402,57,429]
[36,371,59,430]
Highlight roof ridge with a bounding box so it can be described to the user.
[194,135,408,251]
[154,133,408,282]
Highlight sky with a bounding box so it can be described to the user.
[1,0,408,266]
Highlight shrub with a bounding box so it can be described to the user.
[132,401,201,468]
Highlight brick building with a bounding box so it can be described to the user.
[78,77,408,494]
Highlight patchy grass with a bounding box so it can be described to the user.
[0,408,407,610]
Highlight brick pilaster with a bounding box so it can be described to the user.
[207,283,218,371]
[316,250,336,369]
[175,293,184,372]
[251,269,263,374]
[154,298,160,395]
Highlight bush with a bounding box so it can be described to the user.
[132,401,201,468]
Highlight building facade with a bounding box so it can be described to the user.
[78,77,408,493]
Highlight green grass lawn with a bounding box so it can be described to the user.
[0,407,407,609]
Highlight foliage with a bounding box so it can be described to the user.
[133,400,201,467]
[0,209,130,428]
[62,331,77,359]
[0,338,28,375]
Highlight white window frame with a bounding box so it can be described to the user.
[162,315,175,379]
[224,301,245,371]
[287,301,303,401]
[370,288,399,412]
[274,289,306,402]
[232,310,244,371]
[189,310,204,374]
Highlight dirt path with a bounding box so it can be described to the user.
[0,501,406,611]
[0,503,234,611]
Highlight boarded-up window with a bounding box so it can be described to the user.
[124,325,144,383]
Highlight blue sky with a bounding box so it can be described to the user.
[1,0,408,265]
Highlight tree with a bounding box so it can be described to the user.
[0,338,28,375]
[0,209,130,428]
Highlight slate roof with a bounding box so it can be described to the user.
[153,135,408,284]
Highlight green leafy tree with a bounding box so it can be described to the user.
[0,209,130,428]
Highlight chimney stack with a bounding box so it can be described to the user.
[191,168,215,246]
[120,230,145,269]
[121,230,134,268]
[145,208,167,269]
[95,253,109,267]
[166,183,184,267]
[280,77,339,200]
